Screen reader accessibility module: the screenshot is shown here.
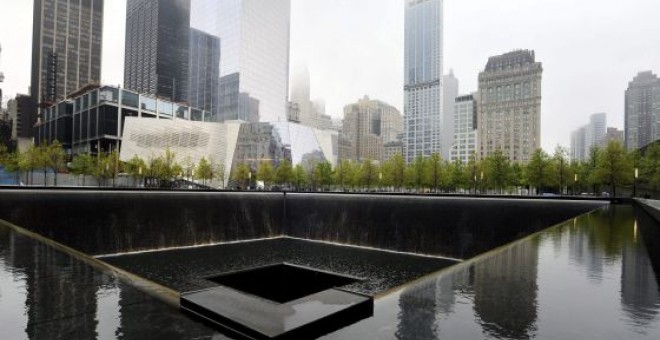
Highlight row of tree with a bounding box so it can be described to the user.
[233,141,660,196]
[1,140,658,195]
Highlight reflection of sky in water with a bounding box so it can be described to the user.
[0,252,29,340]
[323,206,660,339]
[273,123,326,165]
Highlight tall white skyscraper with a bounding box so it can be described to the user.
[570,113,607,162]
[404,0,444,163]
[191,0,291,123]
[442,69,459,160]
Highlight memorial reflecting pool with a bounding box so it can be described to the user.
[1,203,659,339]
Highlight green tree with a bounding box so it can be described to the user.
[526,148,551,195]
[256,161,275,188]
[463,152,482,194]
[426,153,444,192]
[484,149,511,194]
[333,159,352,191]
[585,146,601,194]
[196,157,213,185]
[640,143,660,192]
[446,159,465,193]
[406,155,426,192]
[360,159,378,190]
[124,155,146,187]
[382,153,406,191]
[275,159,293,187]
[232,163,251,189]
[551,146,570,194]
[315,161,333,190]
[70,153,96,186]
[292,164,307,190]
[214,161,226,189]
[44,141,66,186]
[595,140,633,197]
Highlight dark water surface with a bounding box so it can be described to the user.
[100,238,458,296]
[0,226,223,340]
[2,205,660,339]
[322,205,660,339]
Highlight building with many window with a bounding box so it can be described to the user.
[442,70,459,160]
[124,0,190,103]
[191,0,291,123]
[339,96,403,163]
[450,94,478,164]
[625,71,660,150]
[36,85,338,187]
[404,0,443,163]
[188,28,221,121]
[477,50,542,163]
[30,0,104,133]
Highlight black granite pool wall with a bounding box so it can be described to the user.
[0,190,284,255]
[0,189,608,258]
[284,194,608,259]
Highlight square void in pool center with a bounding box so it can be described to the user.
[207,263,361,304]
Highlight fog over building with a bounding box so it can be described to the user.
[625,71,660,150]
[191,0,291,123]
[570,113,609,162]
[30,0,104,131]
[124,0,190,103]
[404,0,444,163]
[478,50,542,163]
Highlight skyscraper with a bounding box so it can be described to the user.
[124,0,190,103]
[451,93,478,164]
[478,50,542,163]
[191,0,291,123]
[404,0,444,163]
[442,70,459,160]
[625,71,660,150]
[339,96,403,163]
[30,0,104,106]
[189,28,221,121]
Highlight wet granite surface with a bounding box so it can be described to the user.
[100,238,458,296]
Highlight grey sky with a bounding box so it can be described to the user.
[1,0,659,152]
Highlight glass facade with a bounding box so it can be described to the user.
[191,0,291,123]
[124,0,190,103]
[404,0,444,163]
[189,28,221,121]
[39,86,212,155]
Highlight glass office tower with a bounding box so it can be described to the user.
[189,28,221,121]
[191,0,291,123]
[404,0,444,163]
[124,0,191,103]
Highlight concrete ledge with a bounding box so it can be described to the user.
[636,198,660,224]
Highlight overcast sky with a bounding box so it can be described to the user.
[1,0,659,152]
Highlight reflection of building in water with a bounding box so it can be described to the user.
[621,220,660,326]
[2,231,98,339]
[567,216,605,283]
[396,277,439,340]
[473,240,539,339]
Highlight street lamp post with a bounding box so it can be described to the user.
[574,174,578,196]
[634,168,638,198]
[480,171,484,195]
